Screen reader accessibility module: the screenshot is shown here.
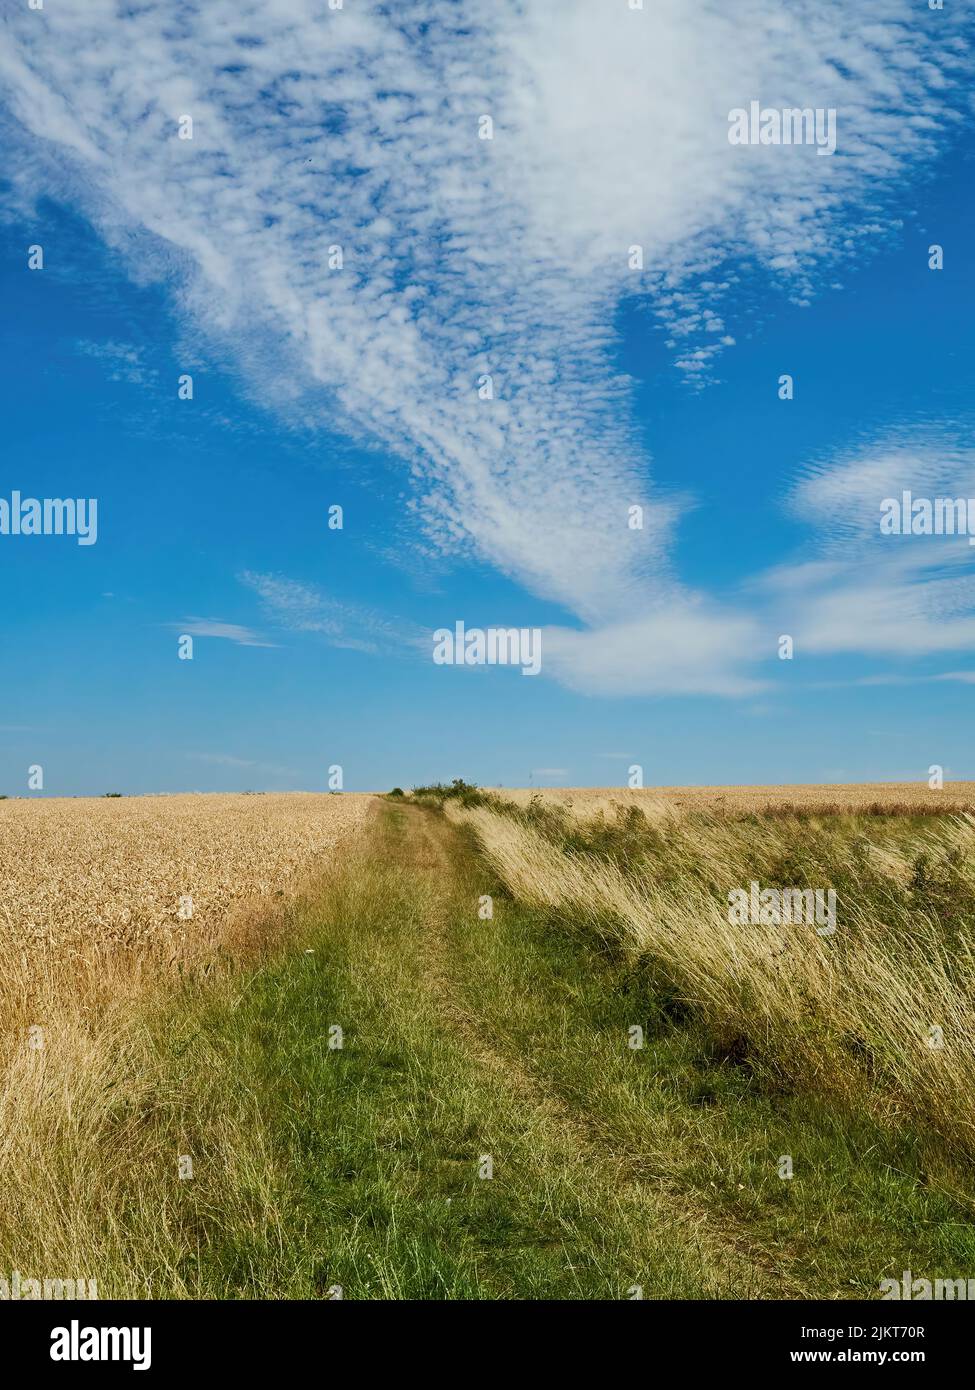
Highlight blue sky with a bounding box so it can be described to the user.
[1,1,973,794]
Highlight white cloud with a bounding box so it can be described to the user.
[542,605,765,696]
[934,671,975,685]
[769,429,975,657]
[76,339,154,386]
[239,570,426,656]
[173,617,275,648]
[0,2,970,692]
[791,433,975,545]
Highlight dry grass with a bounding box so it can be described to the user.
[0,792,372,1290]
[450,795,975,1159]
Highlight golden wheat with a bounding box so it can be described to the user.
[504,781,975,817]
[0,792,371,972]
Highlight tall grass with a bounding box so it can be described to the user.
[449,798,975,1158]
[0,795,369,1294]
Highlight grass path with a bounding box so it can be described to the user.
[111,800,975,1298]
[405,807,797,1297]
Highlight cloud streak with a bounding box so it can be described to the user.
[769,430,975,658]
[173,618,275,649]
[239,570,426,656]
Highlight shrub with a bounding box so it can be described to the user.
[411,778,493,809]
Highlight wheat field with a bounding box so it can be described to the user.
[0,790,373,1029]
[0,792,372,970]
[503,781,975,818]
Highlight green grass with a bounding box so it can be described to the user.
[86,800,975,1298]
